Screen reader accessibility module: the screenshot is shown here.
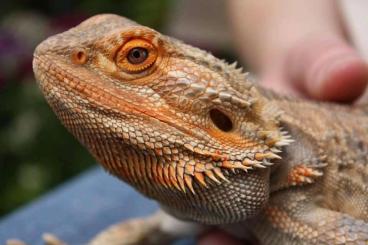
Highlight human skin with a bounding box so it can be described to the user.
[199,0,368,244]
[227,0,368,102]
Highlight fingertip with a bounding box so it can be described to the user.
[286,37,368,102]
[197,231,244,245]
[312,58,368,102]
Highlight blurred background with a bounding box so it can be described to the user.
[0,0,237,218]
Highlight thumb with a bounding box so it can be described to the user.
[286,37,368,102]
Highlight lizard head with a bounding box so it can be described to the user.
[33,14,292,224]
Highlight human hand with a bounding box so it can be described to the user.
[198,229,246,245]
[228,0,368,102]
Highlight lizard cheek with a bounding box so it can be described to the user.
[71,48,88,65]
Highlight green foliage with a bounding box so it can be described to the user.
[77,0,170,28]
[0,0,170,29]
[0,81,94,216]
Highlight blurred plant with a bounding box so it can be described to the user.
[0,0,170,217]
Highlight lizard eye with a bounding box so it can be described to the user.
[210,109,233,132]
[127,47,148,64]
[116,39,157,73]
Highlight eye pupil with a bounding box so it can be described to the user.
[128,47,148,64]
[209,109,233,132]
[133,50,140,58]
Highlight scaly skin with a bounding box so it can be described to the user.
[28,14,368,244]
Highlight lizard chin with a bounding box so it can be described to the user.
[153,166,271,225]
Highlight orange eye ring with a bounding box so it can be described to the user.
[116,39,158,73]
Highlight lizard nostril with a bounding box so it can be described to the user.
[209,109,233,132]
[71,48,88,65]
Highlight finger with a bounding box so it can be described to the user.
[286,37,368,102]
[197,230,245,245]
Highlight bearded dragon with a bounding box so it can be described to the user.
[17,14,368,244]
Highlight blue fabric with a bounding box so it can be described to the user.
[0,167,195,245]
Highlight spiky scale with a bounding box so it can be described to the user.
[194,172,208,188]
[204,170,221,184]
[184,174,195,194]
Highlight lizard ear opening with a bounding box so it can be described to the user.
[210,109,233,132]
[115,39,158,73]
